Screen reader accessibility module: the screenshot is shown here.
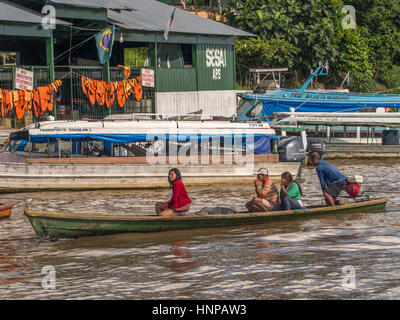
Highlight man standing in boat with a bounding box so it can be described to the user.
[310,152,347,206]
[245,168,279,212]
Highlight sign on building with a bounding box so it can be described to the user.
[141,68,154,87]
[206,47,227,80]
[15,68,34,90]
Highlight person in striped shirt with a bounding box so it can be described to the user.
[245,168,279,212]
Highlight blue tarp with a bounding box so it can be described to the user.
[246,135,271,154]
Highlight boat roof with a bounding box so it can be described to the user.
[272,112,400,128]
[12,119,278,142]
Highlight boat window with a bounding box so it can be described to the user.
[237,99,252,117]
[246,102,263,119]
[9,140,23,152]
[81,141,106,157]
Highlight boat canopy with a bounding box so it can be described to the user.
[7,120,280,155]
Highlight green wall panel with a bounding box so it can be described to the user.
[196,43,235,91]
[156,68,197,92]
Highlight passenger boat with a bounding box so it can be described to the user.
[237,61,400,122]
[0,203,14,219]
[24,198,388,238]
[0,115,301,192]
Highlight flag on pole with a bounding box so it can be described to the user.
[95,25,115,65]
[163,8,176,40]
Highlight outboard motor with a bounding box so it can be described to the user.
[277,136,306,162]
[346,175,364,198]
[306,138,326,160]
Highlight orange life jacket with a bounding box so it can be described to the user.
[87,79,97,105]
[81,76,89,97]
[0,90,3,119]
[104,82,115,109]
[24,90,33,111]
[118,65,131,79]
[37,86,53,113]
[15,90,27,120]
[116,80,128,107]
[95,80,106,106]
[32,89,40,118]
[133,77,143,101]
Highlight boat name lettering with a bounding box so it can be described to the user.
[40,128,92,132]
[248,123,264,127]
[291,93,350,100]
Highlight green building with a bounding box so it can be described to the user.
[0,0,252,127]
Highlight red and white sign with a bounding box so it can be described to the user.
[141,68,154,87]
[15,67,34,90]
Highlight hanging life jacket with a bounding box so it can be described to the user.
[116,80,129,108]
[87,79,97,105]
[118,65,131,79]
[37,86,53,113]
[104,82,115,109]
[14,90,27,120]
[95,80,106,106]
[32,89,40,118]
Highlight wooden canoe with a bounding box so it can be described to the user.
[23,198,388,239]
[0,203,14,219]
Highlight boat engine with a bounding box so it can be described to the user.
[277,136,306,162]
[346,175,364,198]
[306,138,326,160]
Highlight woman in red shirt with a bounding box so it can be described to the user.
[155,168,192,216]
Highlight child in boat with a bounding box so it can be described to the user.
[273,171,303,211]
[310,152,347,206]
[245,168,279,212]
[155,168,192,216]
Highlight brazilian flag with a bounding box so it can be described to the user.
[95,25,115,65]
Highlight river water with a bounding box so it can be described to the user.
[0,160,399,300]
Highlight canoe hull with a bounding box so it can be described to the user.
[0,203,14,219]
[24,198,388,238]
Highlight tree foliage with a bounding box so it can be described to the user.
[226,0,400,91]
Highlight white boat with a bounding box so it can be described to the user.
[0,116,301,192]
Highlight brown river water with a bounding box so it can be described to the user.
[0,160,400,299]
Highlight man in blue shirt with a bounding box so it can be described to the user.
[310,152,347,206]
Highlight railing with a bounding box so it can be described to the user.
[0,65,155,127]
[55,66,155,120]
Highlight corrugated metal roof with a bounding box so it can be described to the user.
[0,0,70,25]
[0,0,44,24]
[50,0,136,10]
[52,0,254,37]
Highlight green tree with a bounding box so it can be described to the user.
[226,0,343,73]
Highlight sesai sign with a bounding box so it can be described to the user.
[206,48,227,80]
